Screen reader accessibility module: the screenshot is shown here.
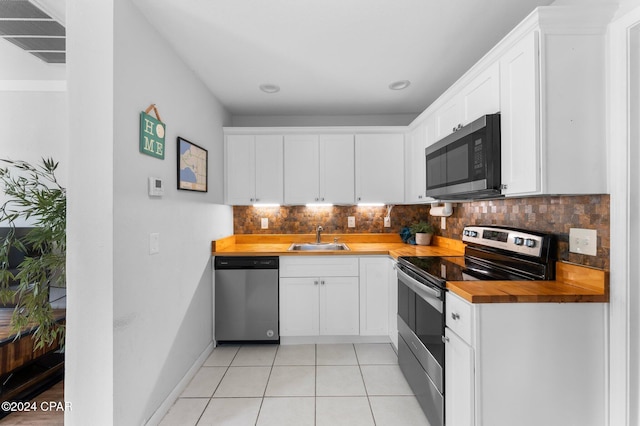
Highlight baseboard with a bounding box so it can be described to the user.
[144,341,214,426]
[280,335,391,345]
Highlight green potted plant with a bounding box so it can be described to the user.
[410,220,435,246]
[0,158,65,350]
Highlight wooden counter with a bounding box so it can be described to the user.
[212,234,609,303]
[446,262,608,303]
[212,234,465,258]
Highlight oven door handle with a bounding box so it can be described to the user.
[396,266,442,300]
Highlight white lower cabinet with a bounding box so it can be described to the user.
[279,257,359,337]
[279,256,392,339]
[359,257,389,336]
[444,291,606,426]
[444,328,474,426]
[280,276,359,336]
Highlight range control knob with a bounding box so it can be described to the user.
[468,230,478,238]
[525,239,536,248]
[463,230,469,236]
[514,237,524,246]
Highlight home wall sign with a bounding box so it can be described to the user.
[139,104,166,159]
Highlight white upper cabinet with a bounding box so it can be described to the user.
[462,62,500,123]
[434,63,500,141]
[355,133,405,204]
[319,134,355,204]
[284,134,354,204]
[283,135,320,204]
[499,9,609,196]
[405,116,436,203]
[225,134,283,205]
[412,5,610,198]
[434,96,463,141]
[500,31,540,195]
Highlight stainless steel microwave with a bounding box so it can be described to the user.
[425,113,501,200]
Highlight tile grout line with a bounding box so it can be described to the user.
[194,345,240,426]
[354,343,380,425]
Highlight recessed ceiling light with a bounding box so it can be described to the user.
[388,80,411,90]
[259,83,280,93]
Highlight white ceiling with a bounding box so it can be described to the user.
[140,1,560,117]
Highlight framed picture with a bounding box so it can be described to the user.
[177,136,208,192]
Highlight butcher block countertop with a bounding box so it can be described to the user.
[212,234,608,303]
[212,233,465,258]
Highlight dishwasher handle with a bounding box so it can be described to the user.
[214,256,279,270]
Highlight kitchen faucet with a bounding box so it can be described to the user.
[316,226,323,244]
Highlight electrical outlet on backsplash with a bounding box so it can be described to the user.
[232,194,609,270]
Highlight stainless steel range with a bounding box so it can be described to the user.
[396,225,556,426]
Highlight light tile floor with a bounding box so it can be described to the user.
[159,343,431,426]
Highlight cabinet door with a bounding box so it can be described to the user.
[435,95,463,140]
[405,122,428,203]
[499,31,540,195]
[462,62,500,123]
[284,135,319,204]
[225,135,256,205]
[280,277,319,336]
[359,257,389,336]
[319,134,354,204]
[319,277,359,335]
[387,258,398,349]
[355,133,404,204]
[254,135,284,204]
[445,327,475,426]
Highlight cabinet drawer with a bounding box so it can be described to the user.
[280,256,359,277]
[446,291,474,343]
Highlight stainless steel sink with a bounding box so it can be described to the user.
[287,242,350,251]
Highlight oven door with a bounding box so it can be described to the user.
[396,264,445,426]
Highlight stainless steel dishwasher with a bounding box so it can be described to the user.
[214,256,279,343]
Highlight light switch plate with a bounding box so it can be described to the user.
[261,218,268,229]
[569,228,597,256]
[149,233,160,255]
[384,217,391,227]
[441,217,446,230]
[348,216,355,228]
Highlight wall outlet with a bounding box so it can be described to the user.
[261,218,268,229]
[149,233,160,255]
[569,228,597,256]
[348,216,356,228]
[441,217,446,230]
[384,217,391,227]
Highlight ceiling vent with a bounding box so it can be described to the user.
[0,0,65,63]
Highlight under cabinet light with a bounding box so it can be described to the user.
[306,203,333,208]
[253,203,280,208]
[357,202,385,207]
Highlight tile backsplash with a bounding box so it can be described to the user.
[233,194,610,270]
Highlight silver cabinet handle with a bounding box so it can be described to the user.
[321,280,325,285]
[451,312,460,320]
[314,280,319,285]
[442,336,450,343]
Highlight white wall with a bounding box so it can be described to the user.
[112,0,232,424]
[113,0,233,425]
[0,41,67,227]
[66,0,114,423]
[67,0,233,424]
